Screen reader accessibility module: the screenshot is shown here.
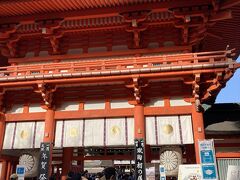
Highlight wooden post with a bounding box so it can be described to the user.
[61,148,73,180]
[134,104,145,139]
[6,161,11,180]
[134,103,146,180]
[0,114,5,153]
[43,108,55,177]
[191,103,205,164]
[0,161,7,180]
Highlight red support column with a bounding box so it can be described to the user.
[134,104,145,139]
[43,108,55,177]
[0,161,7,180]
[61,148,73,180]
[191,104,205,164]
[6,161,11,180]
[0,113,5,153]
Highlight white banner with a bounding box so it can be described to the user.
[146,115,193,145]
[3,122,44,149]
[178,164,203,180]
[227,165,240,180]
[14,122,35,149]
[106,118,126,146]
[3,123,15,149]
[54,117,134,147]
[84,119,104,147]
[63,120,83,147]
[127,117,134,145]
[157,116,181,145]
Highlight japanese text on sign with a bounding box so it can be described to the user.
[134,139,146,180]
[38,142,51,180]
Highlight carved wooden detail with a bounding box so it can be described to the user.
[126,77,148,104]
[34,83,56,109]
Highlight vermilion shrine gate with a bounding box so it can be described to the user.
[0,0,240,179]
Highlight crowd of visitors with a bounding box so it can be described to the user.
[49,167,134,180]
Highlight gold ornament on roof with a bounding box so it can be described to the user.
[69,127,78,137]
[20,130,29,139]
[110,125,121,136]
[163,124,173,134]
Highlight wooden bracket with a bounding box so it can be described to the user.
[126,77,148,104]
[39,19,65,54]
[34,83,57,109]
[202,72,223,102]
[192,74,202,112]
[122,11,150,49]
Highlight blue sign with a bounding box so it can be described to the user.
[202,165,217,179]
[198,139,218,180]
[200,150,214,164]
[16,165,25,177]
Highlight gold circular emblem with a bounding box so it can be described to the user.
[69,128,78,137]
[20,130,28,139]
[163,124,173,134]
[110,126,121,136]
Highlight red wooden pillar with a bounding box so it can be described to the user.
[0,113,5,152]
[0,161,7,180]
[191,104,205,164]
[61,148,73,180]
[6,161,11,180]
[43,108,55,177]
[0,113,6,180]
[134,104,145,139]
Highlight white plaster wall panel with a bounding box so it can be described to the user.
[145,98,164,107]
[112,45,128,51]
[2,123,15,149]
[157,116,181,145]
[58,101,79,111]
[106,118,126,146]
[148,42,159,48]
[34,122,45,148]
[54,121,63,147]
[25,51,35,58]
[84,101,105,110]
[110,100,134,109]
[146,116,157,145]
[84,119,104,147]
[127,117,134,145]
[7,104,24,114]
[67,48,83,55]
[39,51,49,57]
[88,47,107,53]
[170,97,191,106]
[29,104,46,112]
[180,115,194,144]
[14,122,35,149]
[63,120,83,147]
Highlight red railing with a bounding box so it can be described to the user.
[0,50,233,78]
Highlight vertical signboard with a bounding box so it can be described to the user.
[134,138,146,180]
[159,165,166,180]
[16,165,25,180]
[198,139,218,180]
[38,142,51,180]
